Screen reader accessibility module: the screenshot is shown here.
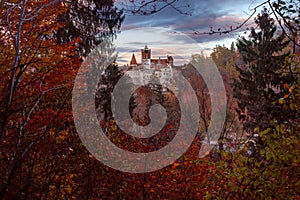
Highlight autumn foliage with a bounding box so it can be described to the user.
[0,0,299,199]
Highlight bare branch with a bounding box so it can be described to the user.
[268,1,300,49]
[23,0,62,21]
[118,0,190,16]
[190,1,269,36]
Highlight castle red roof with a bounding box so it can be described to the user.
[130,53,137,65]
[128,46,174,68]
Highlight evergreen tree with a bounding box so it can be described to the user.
[56,0,124,56]
[96,63,135,123]
[211,45,239,79]
[96,63,122,122]
[234,10,294,132]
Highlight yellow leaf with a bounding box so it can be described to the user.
[289,86,294,93]
[278,98,284,104]
[173,163,180,167]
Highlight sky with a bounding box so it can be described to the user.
[114,0,266,65]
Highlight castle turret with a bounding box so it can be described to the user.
[141,45,151,69]
[130,53,137,66]
[167,55,174,67]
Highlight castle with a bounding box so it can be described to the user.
[124,45,175,90]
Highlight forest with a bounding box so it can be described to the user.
[0,0,299,199]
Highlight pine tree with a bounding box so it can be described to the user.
[56,0,124,56]
[234,10,294,132]
[96,63,135,123]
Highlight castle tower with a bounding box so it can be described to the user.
[141,45,151,69]
[167,55,174,67]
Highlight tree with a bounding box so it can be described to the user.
[208,82,299,199]
[95,62,136,123]
[211,44,240,79]
[56,0,124,56]
[269,0,300,52]
[0,0,124,198]
[210,46,245,160]
[207,9,300,200]
[0,0,82,198]
[233,10,295,132]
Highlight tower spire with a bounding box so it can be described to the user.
[130,52,137,65]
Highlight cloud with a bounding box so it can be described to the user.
[119,0,259,46]
[120,0,264,32]
[114,0,266,65]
